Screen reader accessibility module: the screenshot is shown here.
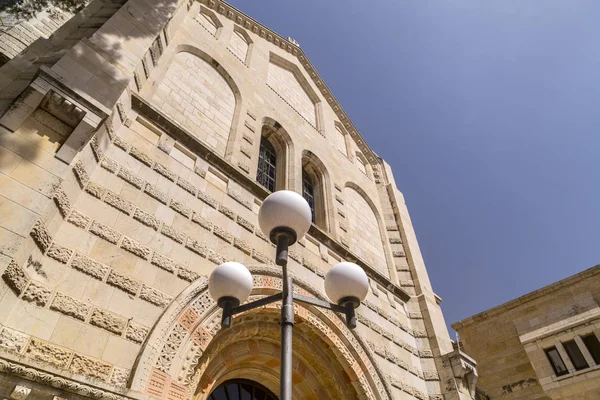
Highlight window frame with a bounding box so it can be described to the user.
[544,346,569,377]
[302,170,316,223]
[562,340,589,371]
[582,333,600,365]
[256,137,277,192]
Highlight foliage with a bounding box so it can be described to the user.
[0,0,86,20]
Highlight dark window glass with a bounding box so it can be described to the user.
[302,171,315,223]
[563,340,588,370]
[257,138,277,192]
[582,334,600,364]
[208,379,278,400]
[545,346,569,376]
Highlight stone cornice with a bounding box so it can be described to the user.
[200,0,381,167]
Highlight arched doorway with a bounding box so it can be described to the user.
[208,379,277,400]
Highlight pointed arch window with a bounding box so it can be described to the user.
[302,170,315,223]
[257,137,277,192]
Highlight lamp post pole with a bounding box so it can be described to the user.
[208,191,369,400]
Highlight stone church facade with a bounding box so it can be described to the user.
[0,1,476,399]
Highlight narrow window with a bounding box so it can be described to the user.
[582,334,600,364]
[545,346,569,376]
[302,171,315,223]
[257,137,277,192]
[562,340,588,371]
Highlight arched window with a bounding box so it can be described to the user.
[208,379,278,400]
[302,170,315,223]
[257,137,277,192]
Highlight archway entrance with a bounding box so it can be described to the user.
[208,379,277,400]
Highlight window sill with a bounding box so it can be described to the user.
[554,363,600,382]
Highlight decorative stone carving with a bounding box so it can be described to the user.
[89,221,122,244]
[176,178,197,195]
[0,327,29,354]
[151,252,178,273]
[130,146,153,166]
[177,267,201,282]
[90,136,103,160]
[50,293,90,321]
[233,238,251,255]
[126,321,149,344]
[113,136,130,152]
[110,366,130,388]
[71,253,109,280]
[227,189,252,210]
[85,182,107,199]
[25,338,72,368]
[252,250,271,265]
[22,281,52,306]
[218,204,235,220]
[255,229,268,242]
[30,220,52,252]
[10,385,31,400]
[161,225,185,244]
[393,250,406,258]
[52,187,71,217]
[213,226,233,243]
[144,183,169,204]
[118,167,146,189]
[423,370,440,381]
[121,236,152,259]
[46,243,73,264]
[390,237,402,244]
[134,208,160,231]
[170,200,192,218]
[236,216,254,232]
[191,213,213,231]
[90,308,127,335]
[186,238,207,257]
[419,349,434,358]
[140,285,172,308]
[288,251,302,263]
[3,260,29,295]
[72,161,89,186]
[70,353,112,380]
[153,163,177,181]
[197,191,217,208]
[104,191,135,215]
[207,250,224,265]
[158,140,172,154]
[67,210,91,229]
[106,270,141,295]
[101,157,120,173]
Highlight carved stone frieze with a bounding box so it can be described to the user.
[177,267,201,283]
[106,270,141,295]
[10,385,31,400]
[161,225,186,244]
[46,243,73,264]
[25,338,72,369]
[185,238,207,257]
[50,293,90,321]
[151,252,178,273]
[22,282,51,306]
[3,260,29,295]
[104,191,135,215]
[197,191,217,209]
[130,146,153,166]
[233,238,251,255]
[52,186,71,217]
[213,226,233,243]
[191,213,213,231]
[89,221,122,245]
[71,253,109,280]
[90,309,127,335]
[67,210,91,229]
[176,178,197,195]
[140,285,172,308]
[101,157,120,173]
[121,236,151,259]
[70,353,112,380]
[0,326,29,354]
[72,161,90,187]
[85,182,107,199]
[144,183,169,204]
[170,200,192,218]
[126,321,150,344]
[153,162,177,182]
[134,208,160,230]
[118,167,146,189]
[30,220,52,252]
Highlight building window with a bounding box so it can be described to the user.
[545,346,569,376]
[257,137,277,192]
[582,334,600,364]
[563,340,588,371]
[302,170,315,223]
[208,379,278,400]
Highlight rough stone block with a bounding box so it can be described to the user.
[213,226,233,243]
[25,338,72,368]
[85,182,107,199]
[104,191,135,215]
[118,168,146,189]
[130,146,153,166]
[252,250,271,265]
[121,236,151,259]
[139,285,172,308]
[90,308,127,335]
[191,213,213,231]
[50,293,90,321]
[113,136,131,152]
[90,137,103,160]
[161,225,185,244]
[144,183,169,204]
[46,243,73,264]
[106,270,141,295]
[207,250,224,265]
[236,216,254,233]
[185,238,207,257]
[73,161,89,187]
[153,162,177,181]
[22,281,52,306]
[218,204,235,220]
[53,187,71,217]
[177,267,200,282]
[89,221,122,244]
[101,157,120,173]
[30,220,52,252]
[67,210,91,229]
[151,252,177,273]
[170,200,192,218]
[131,209,158,231]
[109,366,130,388]
[69,353,112,380]
[71,253,109,280]
[0,326,29,354]
[2,260,29,295]
[233,238,251,255]
[176,178,197,195]
[125,321,149,344]
[197,191,217,208]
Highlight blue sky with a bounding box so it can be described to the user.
[227,0,600,331]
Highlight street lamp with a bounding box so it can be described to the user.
[208,190,369,400]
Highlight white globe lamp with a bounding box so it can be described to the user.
[324,262,369,306]
[209,262,253,305]
[258,190,312,245]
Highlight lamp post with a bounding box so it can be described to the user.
[208,190,369,400]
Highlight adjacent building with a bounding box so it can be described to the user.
[0,0,477,399]
[453,265,600,400]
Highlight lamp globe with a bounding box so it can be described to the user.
[324,262,369,304]
[208,262,253,303]
[258,190,312,244]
